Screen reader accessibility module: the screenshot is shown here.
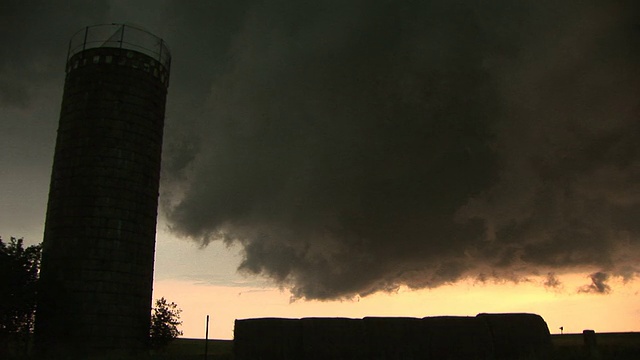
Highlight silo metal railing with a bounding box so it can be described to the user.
[67,23,171,70]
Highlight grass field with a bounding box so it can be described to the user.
[155,338,233,360]
[164,332,640,360]
[550,332,640,360]
[5,332,639,359]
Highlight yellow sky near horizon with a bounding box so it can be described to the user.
[153,273,640,340]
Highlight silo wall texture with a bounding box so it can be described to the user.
[36,46,169,359]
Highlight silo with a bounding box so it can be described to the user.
[35,24,170,359]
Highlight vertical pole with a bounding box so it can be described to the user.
[204,315,209,360]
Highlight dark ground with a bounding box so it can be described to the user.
[163,332,640,360]
[154,339,233,360]
[3,332,639,359]
[551,332,640,360]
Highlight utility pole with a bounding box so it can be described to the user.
[204,315,210,360]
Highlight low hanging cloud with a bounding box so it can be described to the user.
[164,0,640,300]
[578,272,612,294]
[543,273,562,289]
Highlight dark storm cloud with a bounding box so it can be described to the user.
[0,1,115,243]
[154,1,259,192]
[0,0,109,107]
[578,272,611,294]
[163,0,640,299]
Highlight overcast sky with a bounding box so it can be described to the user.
[2,1,640,335]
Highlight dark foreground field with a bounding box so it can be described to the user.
[551,332,640,360]
[4,332,638,359]
[154,339,233,360]
[161,332,640,360]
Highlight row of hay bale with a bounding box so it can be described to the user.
[234,313,552,360]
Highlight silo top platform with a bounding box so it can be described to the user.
[67,24,171,72]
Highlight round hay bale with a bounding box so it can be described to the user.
[234,317,302,360]
[363,317,424,359]
[301,317,367,360]
[476,313,552,360]
[422,316,494,360]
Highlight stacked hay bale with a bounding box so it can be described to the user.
[423,316,494,360]
[233,313,552,359]
[477,313,552,360]
[301,318,367,360]
[234,318,302,360]
[364,317,424,359]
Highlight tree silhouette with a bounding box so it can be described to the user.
[150,297,183,350]
[0,237,41,356]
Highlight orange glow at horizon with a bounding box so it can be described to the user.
[153,274,640,340]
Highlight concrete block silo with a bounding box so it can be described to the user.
[35,24,171,359]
